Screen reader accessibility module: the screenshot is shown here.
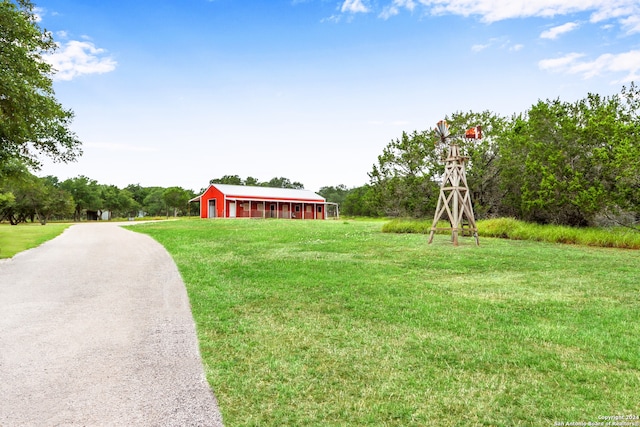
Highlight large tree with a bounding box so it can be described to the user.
[210,175,243,185]
[368,130,442,217]
[59,176,102,221]
[499,85,640,226]
[100,185,137,220]
[341,184,378,217]
[0,0,81,168]
[142,187,167,216]
[163,186,190,217]
[0,162,73,224]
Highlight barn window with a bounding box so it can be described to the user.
[295,205,301,212]
[243,202,249,210]
[317,205,322,213]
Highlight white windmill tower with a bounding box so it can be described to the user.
[427,120,481,246]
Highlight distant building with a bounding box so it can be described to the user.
[190,184,331,219]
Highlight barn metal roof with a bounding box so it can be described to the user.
[197,184,325,202]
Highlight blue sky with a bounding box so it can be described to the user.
[36,0,640,193]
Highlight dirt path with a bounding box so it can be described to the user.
[0,223,224,426]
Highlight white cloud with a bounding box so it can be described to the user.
[418,0,638,24]
[589,2,636,23]
[341,0,370,14]
[327,0,640,34]
[540,22,580,39]
[44,40,117,81]
[539,50,640,82]
[359,0,640,35]
[321,14,343,23]
[331,0,640,30]
[620,14,640,33]
[472,43,490,52]
[379,0,417,19]
[539,52,585,70]
[470,37,522,53]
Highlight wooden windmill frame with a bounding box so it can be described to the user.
[428,120,480,246]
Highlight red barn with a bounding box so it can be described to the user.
[190,184,328,219]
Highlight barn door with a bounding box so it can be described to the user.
[208,200,216,218]
[229,201,236,218]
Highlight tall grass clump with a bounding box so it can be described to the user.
[381,218,433,234]
[383,217,640,249]
[479,218,640,249]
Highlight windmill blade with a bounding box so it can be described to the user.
[435,120,450,142]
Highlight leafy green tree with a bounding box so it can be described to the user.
[341,185,378,217]
[117,189,138,218]
[59,176,102,221]
[587,84,640,223]
[0,160,34,224]
[262,177,304,189]
[100,185,137,219]
[143,187,166,216]
[210,175,242,185]
[244,176,260,186]
[208,175,304,189]
[36,179,74,223]
[499,86,640,226]
[0,162,72,224]
[368,130,440,217]
[124,184,150,211]
[0,0,81,169]
[163,186,190,217]
[318,185,349,205]
[0,159,23,220]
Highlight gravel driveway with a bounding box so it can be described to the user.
[0,222,224,426]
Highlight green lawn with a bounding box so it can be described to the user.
[133,219,640,426]
[0,223,71,259]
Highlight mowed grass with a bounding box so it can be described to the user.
[0,223,71,259]
[132,219,640,426]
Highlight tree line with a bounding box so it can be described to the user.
[0,168,375,223]
[0,162,197,224]
[367,84,640,227]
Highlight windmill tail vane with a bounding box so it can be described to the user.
[465,125,482,139]
[434,120,483,141]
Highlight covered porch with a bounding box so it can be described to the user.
[225,198,338,219]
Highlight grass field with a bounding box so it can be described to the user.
[0,223,72,259]
[132,219,640,426]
